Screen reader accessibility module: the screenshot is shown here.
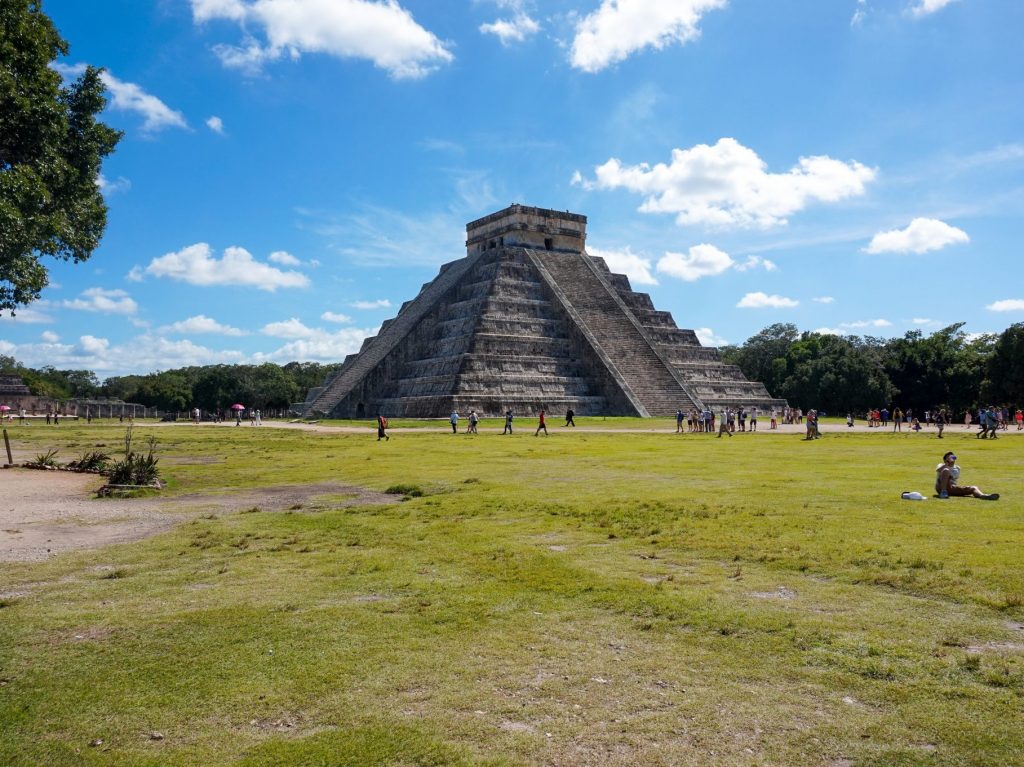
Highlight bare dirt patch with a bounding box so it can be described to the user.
[0,469,397,564]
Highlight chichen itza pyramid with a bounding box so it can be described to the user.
[298,205,785,418]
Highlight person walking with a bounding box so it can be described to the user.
[675,409,684,434]
[450,410,459,434]
[717,407,732,438]
[565,408,576,427]
[376,413,390,441]
[503,409,514,434]
[935,408,946,438]
[534,409,548,436]
[750,407,758,432]
[468,410,479,434]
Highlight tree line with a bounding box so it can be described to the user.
[721,322,1024,415]
[0,356,340,413]
[3,321,1021,416]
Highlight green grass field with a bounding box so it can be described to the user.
[1,420,1022,766]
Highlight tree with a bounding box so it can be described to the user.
[1,0,121,311]
[982,323,1024,407]
[720,322,798,398]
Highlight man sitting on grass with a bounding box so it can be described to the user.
[935,452,999,500]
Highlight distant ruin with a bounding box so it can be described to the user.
[298,205,785,418]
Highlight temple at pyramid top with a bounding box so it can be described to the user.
[297,204,785,418]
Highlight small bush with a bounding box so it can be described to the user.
[385,484,423,497]
[29,449,61,468]
[70,451,111,472]
[108,427,161,486]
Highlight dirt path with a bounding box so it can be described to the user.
[0,469,397,564]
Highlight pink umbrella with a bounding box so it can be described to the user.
[230,403,245,411]
[0,405,11,412]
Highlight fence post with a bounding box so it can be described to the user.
[3,428,13,466]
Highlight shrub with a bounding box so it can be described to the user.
[107,427,161,486]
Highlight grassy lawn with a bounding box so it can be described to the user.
[1,421,1022,766]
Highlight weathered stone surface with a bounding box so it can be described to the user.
[298,205,785,417]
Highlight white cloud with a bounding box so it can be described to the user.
[268,250,301,266]
[910,0,959,17]
[350,299,392,310]
[255,318,379,363]
[40,331,60,343]
[321,311,354,323]
[100,71,189,133]
[694,327,728,347]
[98,175,131,195]
[733,255,777,272]
[580,138,876,228]
[737,292,799,309]
[159,315,248,336]
[814,327,843,336]
[812,296,835,304]
[571,0,727,73]
[840,318,892,329]
[206,116,225,134]
[851,0,867,26]
[480,14,540,45]
[986,299,1024,313]
[0,305,55,324]
[865,217,969,254]
[4,334,246,375]
[191,0,454,79]
[142,243,310,290]
[657,244,733,282]
[126,266,145,282]
[262,318,318,339]
[589,246,658,286]
[62,288,138,315]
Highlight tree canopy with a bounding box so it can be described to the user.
[722,323,1010,414]
[1,0,121,311]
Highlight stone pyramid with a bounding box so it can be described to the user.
[298,205,785,418]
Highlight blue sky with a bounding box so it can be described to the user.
[2,0,1022,377]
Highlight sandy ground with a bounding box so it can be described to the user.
[0,469,397,565]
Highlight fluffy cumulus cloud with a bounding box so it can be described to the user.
[571,0,727,73]
[864,218,969,255]
[350,299,392,310]
[656,244,733,281]
[191,0,454,79]
[694,327,728,347]
[141,243,310,290]
[255,317,378,362]
[578,138,876,228]
[206,116,225,134]
[268,250,301,266]
[321,311,353,323]
[910,0,959,18]
[54,64,187,133]
[158,315,248,336]
[1,334,246,376]
[737,292,799,309]
[101,71,189,133]
[62,288,138,315]
[986,299,1024,312]
[480,15,539,44]
[733,255,777,272]
[589,246,657,286]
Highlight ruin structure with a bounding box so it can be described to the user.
[298,205,785,418]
